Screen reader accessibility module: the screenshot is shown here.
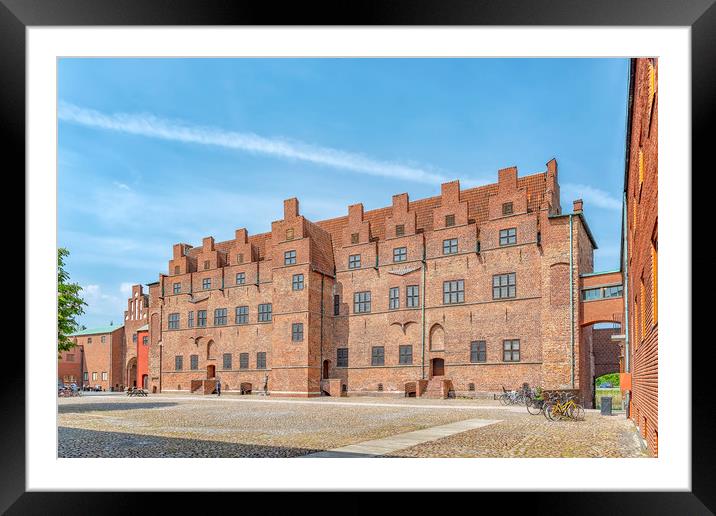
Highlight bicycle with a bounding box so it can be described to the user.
[543,392,585,421]
[525,387,545,415]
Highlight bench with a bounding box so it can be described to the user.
[127,388,148,397]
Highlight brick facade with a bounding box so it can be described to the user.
[123,284,149,388]
[144,159,602,403]
[623,58,658,456]
[67,325,125,391]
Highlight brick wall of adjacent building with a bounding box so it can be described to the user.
[593,327,621,379]
[58,347,83,386]
[123,284,149,388]
[144,159,602,402]
[624,57,658,456]
[70,326,125,391]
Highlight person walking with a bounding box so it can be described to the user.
[216,377,221,397]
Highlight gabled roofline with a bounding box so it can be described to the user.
[548,212,598,250]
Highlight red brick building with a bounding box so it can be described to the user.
[58,347,83,387]
[123,284,149,388]
[621,57,658,455]
[144,159,614,404]
[67,325,125,391]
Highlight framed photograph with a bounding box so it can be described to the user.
[7,0,709,512]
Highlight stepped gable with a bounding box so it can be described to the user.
[181,170,548,261]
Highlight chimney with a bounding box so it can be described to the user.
[235,228,248,243]
[573,199,583,213]
[202,236,215,251]
[440,180,461,205]
[284,198,299,220]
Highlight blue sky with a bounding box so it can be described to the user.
[58,58,629,328]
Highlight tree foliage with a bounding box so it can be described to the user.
[58,248,87,354]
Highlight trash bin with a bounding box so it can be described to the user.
[600,396,613,416]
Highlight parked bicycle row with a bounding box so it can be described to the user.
[498,384,585,421]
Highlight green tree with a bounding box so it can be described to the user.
[58,248,87,354]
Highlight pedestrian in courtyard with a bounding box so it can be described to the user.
[216,378,221,397]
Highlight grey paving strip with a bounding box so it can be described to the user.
[99,395,532,412]
[301,418,502,458]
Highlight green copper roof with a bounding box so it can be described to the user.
[70,325,123,336]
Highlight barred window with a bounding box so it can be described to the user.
[502,202,513,215]
[354,291,371,313]
[284,250,297,265]
[499,228,517,246]
[395,224,405,237]
[470,341,487,363]
[443,280,465,304]
[351,233,359,244]
[173,282,181,294]
[337,348,348,367]
[389,287,400,310]
[292,323,304,342]
[239,352,249,369]
[393,247,407,262]
[399,345,413,365]
[202,278,211,290]
[175,355,183,371]
[503,340,520,362]
[258,303,272,322]
[445,214,455,227]
[371,346,385,366]
[214,308,227,326]
[348,254,361,269]
[223,353,232,370]
[188,311,194,328]
[443,238,458,255]
[406,285,419,308]
[236,272,245,285]
[168,313,180,329]
[334,294,340,316]
[292,274,304,291]
[492,273,516,299]
[204,260,210,270]
[235,306,248,325]
[190,354,199,370]
[257,352,267,369]
[197,310,207,327]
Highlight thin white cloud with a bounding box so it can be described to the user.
[58,101,453,185]
[562,183,621,212]
[81,284,126,325]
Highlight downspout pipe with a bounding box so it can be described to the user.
[569,214,575,389]
[622,192,630,373]
[421,247,426,380]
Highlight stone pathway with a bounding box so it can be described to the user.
[303,418,502,457]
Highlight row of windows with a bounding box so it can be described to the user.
[173,273,305,294]
[175,352,266,370]
[351,274,516,314]
[83,371,108,381]
[581,284,624,301]
[168,304,273,329]
[345,229,519,270]
[335,339,521,367]
[85,335,107,344]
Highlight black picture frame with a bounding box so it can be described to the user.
[4,0,708,513]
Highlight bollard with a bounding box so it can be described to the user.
[600,396,613,416]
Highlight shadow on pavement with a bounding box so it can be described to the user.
[58,402,179,414]
[58,427,323,458]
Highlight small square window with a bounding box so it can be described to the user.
[492,273,516,299]
[286,228,294,241]
[393,247,407,262]
[445,214,455,227]
[173,282,181,294]
[503,340,520,362]
[442,238,458,255]
[174,265,180,275]
[292,273,304,291]
[399,345,413,365]
[237,253,244,264]
[284,250,297,265]
[351,233,359,244]
[470,341,487,363]
[236,272,245,285]
[499,228,517,246]
[354,291,372,313]
[258,303,272,322]
[239,353,249,369]
[292,322,304,341]
[348,254,361,270]
[443,280,465,304]
[502,202,514,215]
[395,224,405,237]
[202,278,211,290]
[168,313,180,330]
[204,260,210,270]
[235,306,248,324]
[406,285,419,308]
[214,308,227,326]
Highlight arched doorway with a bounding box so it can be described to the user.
[207,364,216,379]
[126,357,137,388]
[431,358,445,377]
[323,359,330,379]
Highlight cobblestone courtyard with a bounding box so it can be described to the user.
[58,394,650,458]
